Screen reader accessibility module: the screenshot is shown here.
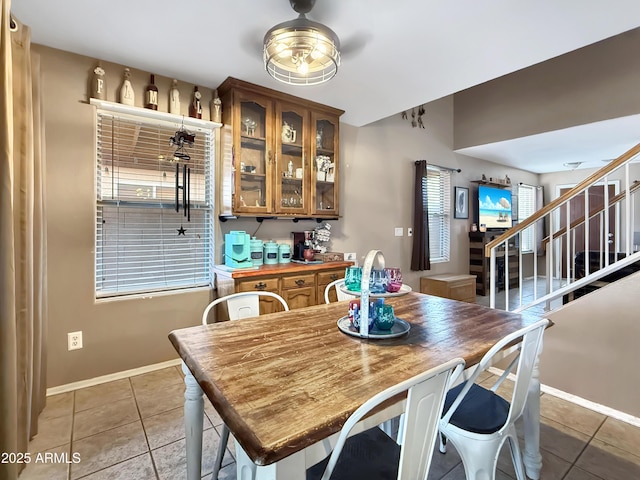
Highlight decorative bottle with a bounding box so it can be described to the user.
[169,79,180,115]
[210,89,222,123]
[90,61,106,100]
[189,86,202,119]
[144,74,158,110]
[119,68,135,106]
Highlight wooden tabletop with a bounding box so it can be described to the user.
[169,292,543,466]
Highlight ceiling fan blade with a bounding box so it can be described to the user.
[340,32,371,59]
[239,28,265,60]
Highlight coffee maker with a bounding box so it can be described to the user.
[291,231,306,261]
[224,231,253,268]
[291,231,314,261]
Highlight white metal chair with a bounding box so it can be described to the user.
[307,357,465,480]
[323,278,356,304]
[202,291,289,480]
[438,318,549,480]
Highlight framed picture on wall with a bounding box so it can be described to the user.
[454,186,469,219]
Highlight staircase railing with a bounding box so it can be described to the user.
[484,142,640,312]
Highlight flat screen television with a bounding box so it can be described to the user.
[478,184,512,229]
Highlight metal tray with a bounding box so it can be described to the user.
[337,316,411,339]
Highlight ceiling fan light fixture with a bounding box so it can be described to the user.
[264,12,340,86]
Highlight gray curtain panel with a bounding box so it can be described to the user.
[411,160,430,271]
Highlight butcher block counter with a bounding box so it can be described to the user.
[213,261,353,312]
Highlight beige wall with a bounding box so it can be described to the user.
[38,45,213,387]
[39,45,540,387]
[454,28,640,149]
[541,271,640,417]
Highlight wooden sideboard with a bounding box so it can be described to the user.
[213,261,352,316]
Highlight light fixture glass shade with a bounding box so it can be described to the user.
[264,15,340,86]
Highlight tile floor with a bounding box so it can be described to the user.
[18,364,640,480]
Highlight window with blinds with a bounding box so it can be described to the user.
[426,166,451,263]
[95,108,215,298]
[518,184,536,253]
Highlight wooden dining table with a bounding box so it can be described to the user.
[169,291,547,480]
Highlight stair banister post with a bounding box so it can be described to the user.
[489,248,496,309]
[624,162,631,255]
[584,191,590,276]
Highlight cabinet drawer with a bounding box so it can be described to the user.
[317,269,344,287]
[282,273,315,289]
[237,277,279,292]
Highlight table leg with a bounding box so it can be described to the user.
[522,343,543,480]
[182,361,204,480]
[235,438,305,480]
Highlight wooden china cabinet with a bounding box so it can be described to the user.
[217,77,343,219]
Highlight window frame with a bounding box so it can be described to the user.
[426,165,451,263]
[517,184,536,253]
[92,99,220,299]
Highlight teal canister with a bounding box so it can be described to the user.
[278,243,291,263]
[250,237,264,266]
[263,240,279,265]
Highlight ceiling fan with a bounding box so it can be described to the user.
[263,0,342,85]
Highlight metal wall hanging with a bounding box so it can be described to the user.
[171,124,195,233]
[401,105,425,128]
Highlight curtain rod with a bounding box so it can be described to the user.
[518,182,543,189]
[415,160,461,173]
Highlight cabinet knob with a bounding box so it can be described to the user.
[330,274,339,280]
[255,282,267,290]
[295,279,305,286]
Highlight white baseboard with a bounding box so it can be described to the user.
[46,358,183,396]
[488,367,640,428]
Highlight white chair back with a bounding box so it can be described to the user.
[201,290,290,480]
[441,318,548,430]
[319,358,465,480]
[202,291,289,325]
[323,279,356,304]
[438,318,549,480]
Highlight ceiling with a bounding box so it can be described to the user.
[11,0,640,173]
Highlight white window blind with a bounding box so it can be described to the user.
[426,166,451,263]
[95,108,215,298]
[518,184,536,253]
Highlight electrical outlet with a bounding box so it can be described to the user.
[394,227,403,237]
[344,252,356,261]
[408,227,413,237]
[68,331,83,351]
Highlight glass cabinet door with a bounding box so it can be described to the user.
[311,112,339,216]
[276,103,307,215]
[235,93,272,213]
